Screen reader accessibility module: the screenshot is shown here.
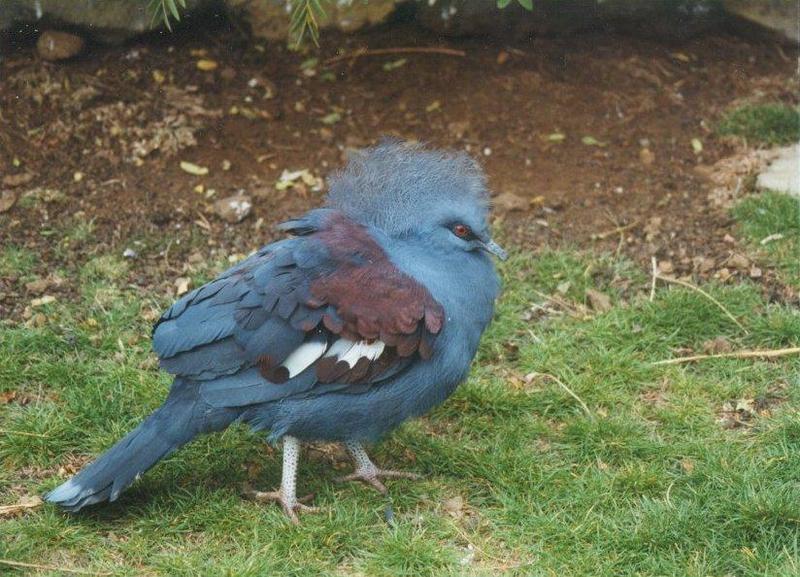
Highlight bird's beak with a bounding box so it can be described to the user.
[480,239,508,261]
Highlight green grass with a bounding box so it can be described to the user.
[733,191,800,286]
[1,249,799,576]
[717,103,800,146]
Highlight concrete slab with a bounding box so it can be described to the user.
[756,143,799,197]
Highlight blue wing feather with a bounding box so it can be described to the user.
[149,209,439,410]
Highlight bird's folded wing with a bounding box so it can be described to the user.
[151,209,444,407]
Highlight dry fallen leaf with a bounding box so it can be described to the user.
[0,189,18,213]
[442,495,465,519]
[30,295,56,307]
[180,161,209,176]
[586,289,612,312]
[702,336,733,355]
[196,59,218,71]
[2,172,34,187]
[493,192,528,213]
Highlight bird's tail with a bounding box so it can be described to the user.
[45,384,236,512]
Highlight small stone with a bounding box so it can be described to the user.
[723,234,736,244]
[214,194,252,223]
[493,191,528,213]
[174,277,192,296]
[73,171,84,183]
[0,190,18,213]
[122,248,138,259]
[37,30,85,61]
[639,148,655,165]
[749,266,762,279]
[2,172,34,188]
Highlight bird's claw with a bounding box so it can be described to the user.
[335,468,421,495]
[243,486,319,524]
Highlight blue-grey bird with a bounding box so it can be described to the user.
[45,140,506,522]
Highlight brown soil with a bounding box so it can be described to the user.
[0,22,797,319]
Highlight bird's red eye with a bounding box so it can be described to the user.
[452,224,471,238]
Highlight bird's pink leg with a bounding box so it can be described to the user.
[336,442,421,495]
[244,436,319,524]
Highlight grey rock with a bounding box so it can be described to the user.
[36,29,84,60]
[723,0,799,44]
[226,0,401,41]
[214,194,252,223]
[0,0,212,43]
[416,0,727,40]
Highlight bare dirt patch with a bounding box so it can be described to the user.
[1,22,797,320]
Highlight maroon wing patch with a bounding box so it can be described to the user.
[309,212,445,361]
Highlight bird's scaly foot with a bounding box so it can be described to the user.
[335,466,421,495]
[243,486,319,525]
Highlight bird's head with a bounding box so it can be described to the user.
[326,140,507,261]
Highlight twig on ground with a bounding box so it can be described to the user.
[530,372,593,419]
[325,46,466,66]
[0,559,111,576]
[652,347,800,366]
[0,429,48,437]
[0,496,43,518]
[655,274,748,333]
[591,220,638,241]
[649,257,657,302]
